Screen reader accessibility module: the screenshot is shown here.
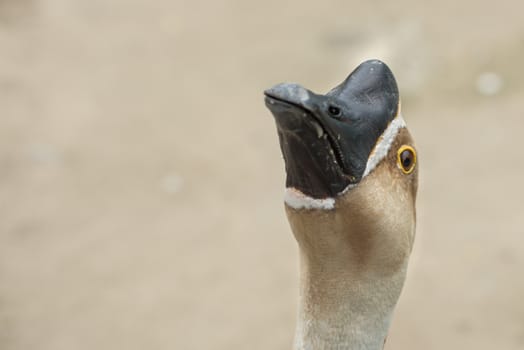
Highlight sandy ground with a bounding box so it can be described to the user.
[1,0,524,349]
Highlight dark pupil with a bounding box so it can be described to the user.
[328,106,341,116]
[401,150,412,169]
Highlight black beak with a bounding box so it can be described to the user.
[264,59,400,199]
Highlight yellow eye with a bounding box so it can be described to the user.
[397,145,416,174]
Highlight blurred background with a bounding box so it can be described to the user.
[1,0,523,349]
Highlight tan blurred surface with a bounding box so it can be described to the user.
[1,1,524,349]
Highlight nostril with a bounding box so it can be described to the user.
[328,106,342,119]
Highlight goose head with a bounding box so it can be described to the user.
[264,59,418,300]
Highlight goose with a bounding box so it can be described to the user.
[264,60,418,350]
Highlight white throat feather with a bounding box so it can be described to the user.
[284,188,335,210]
